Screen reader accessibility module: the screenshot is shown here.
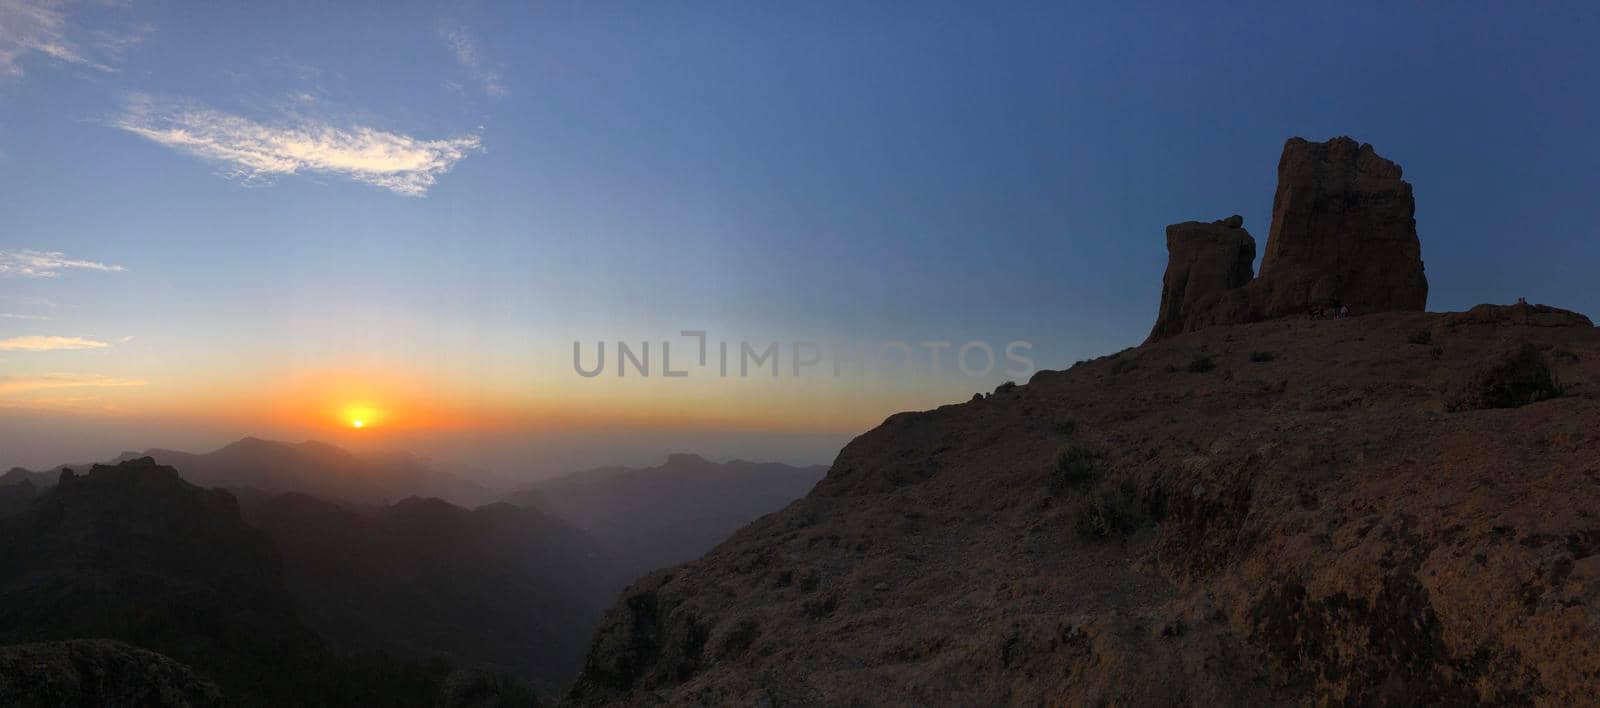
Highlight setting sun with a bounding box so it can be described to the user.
[340,404,382,431]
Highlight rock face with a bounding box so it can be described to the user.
[0,457,321,701]
[1148,137,1428,342]
[1255,136,1428,318]
[0,639,224,707]
[1147,216,1256,341]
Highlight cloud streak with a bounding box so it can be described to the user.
[440,22,506,97]
[0,372,146,394]
[0,249,126,278]
[0,335,110,351]
[0,0,144,77]
[113,96,483,196]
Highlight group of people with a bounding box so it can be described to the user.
[1308,303,1351,320]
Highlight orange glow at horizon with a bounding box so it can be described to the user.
[114,362,951,440]
[342,404,382,430]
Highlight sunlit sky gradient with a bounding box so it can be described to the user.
[3,2,1599,476]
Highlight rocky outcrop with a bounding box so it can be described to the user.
[0,457,321,700]
[1148,137,1429,342]
[1147,216,1256,341]
[0,479,33,518]
[1255,136,1428,318]
[1446,301,1596,328]
[0,639,224,707]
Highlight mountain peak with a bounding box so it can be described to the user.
[663,452,711,467]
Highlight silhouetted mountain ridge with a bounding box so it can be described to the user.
[504,454,826,588]
[246,488,611,695]
[5,437,496,507]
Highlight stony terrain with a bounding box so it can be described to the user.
[0,639,223,707]
[568,303,1600,705]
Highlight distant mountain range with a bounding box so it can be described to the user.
[0,443,828,701]
[504,453,826,586]
[6,437,496,507]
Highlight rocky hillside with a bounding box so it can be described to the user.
[0,457,499,706]
[0,639,223,707]
[0,458,327,702]
[569,304,1600,705]
[566,137,1600,705]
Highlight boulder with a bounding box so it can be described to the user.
[1147,216,1256,341]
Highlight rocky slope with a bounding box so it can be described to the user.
[0,639,223,707]
[568,303,1600,705]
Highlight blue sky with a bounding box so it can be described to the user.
[2,2,1598,473]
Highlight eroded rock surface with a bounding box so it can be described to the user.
[0,639,224,707]
[1255,136,1428,318]
[1147,216,1256,342]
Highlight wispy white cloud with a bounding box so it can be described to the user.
[0,335,109,351]
[0,249,126,277]
[440,21,506,97]
[117,335,133,343]
[0,372,146,394]
[113,95,483,196]
[0,0,146,78]
[0,312,51,320]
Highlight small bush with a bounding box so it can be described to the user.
[1054,419,1078,437]
[1448,340,1561,411]
[1070,484,1144,540]
[1049,445,1097,493]
[1430,345,1445,360]
[1408,330,1433,345]
[1249,351,1275,363]
[1186,354,1215,373]
[1110,358,1138,375]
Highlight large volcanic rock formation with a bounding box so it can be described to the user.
[1146,215,1257,342]
[1148,137,1428,341]
[1256,136,1428,317]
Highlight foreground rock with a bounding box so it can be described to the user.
[568,306,1600,705]
[1149,137,1428,341]
[0,639,223,707]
